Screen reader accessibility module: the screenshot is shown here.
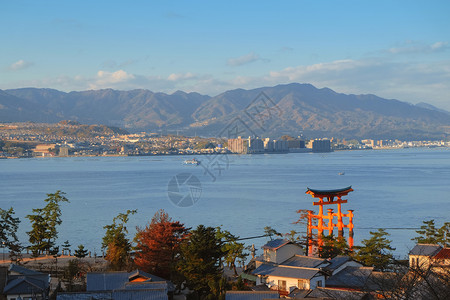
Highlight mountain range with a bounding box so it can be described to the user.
[1,83,449,140]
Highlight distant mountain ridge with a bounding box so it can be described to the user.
[1,83,449,140]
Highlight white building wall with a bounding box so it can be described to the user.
[274,244,304,264]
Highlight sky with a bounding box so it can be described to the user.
[1,0,450,110]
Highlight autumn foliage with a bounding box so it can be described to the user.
[134,210,188,280]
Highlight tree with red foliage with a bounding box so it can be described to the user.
[134,210,188,280]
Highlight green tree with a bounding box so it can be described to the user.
[216,227,248,276]
[177,225,225,299]
[26,191,70,254]
[317,234,350,259]
[0,207,21,252]
[62,240,71,255]
[102,209,137,270]
[74,245,88,259]
[353,229,395,271]
[413,219,450,246]
[264,226,282,241]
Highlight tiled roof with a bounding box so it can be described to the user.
[324,255,353,272]
[409,244,442,256]
[325,266,373,289]
[9,264,43,275]
[225,291,279,300]
[3,275,49,295]
[253,263,320,280]
[262,239,289,250]
[87,270,171,292]
[307,287,368,299]
[280,255,327,268]
[434,248,450,260]
[57,289,168,300]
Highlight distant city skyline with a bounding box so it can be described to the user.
[1,1,450,110]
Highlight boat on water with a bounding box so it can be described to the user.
[338,172,345,175]
[184,158,200,165]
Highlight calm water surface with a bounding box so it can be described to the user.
[1,148,449,258]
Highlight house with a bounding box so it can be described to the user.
[57,270,172,300]
[409,244,442,269]
[432,247,450,272]
[2,264,50,300]
[253,263,326,294]
[261,239,304,264]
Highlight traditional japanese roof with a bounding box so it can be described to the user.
[288,288,311,298]
[87,270,172,292]
[225,291,279,300]
[57,289,168,300]
[280,255,328,268]
[306,186,353,196]
[307,287,369,300]
[409,244,442,256]
[323,255,360,273]
[325,266,373,289]
[261,239,290,250]
[3,275,49,295]
[434,248,450,260]
[9,264,42,275]
[253,263,321,280]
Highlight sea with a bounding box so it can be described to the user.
[1,147,449,259]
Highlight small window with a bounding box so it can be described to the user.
[298,279,308,289]
[317,280,322,287]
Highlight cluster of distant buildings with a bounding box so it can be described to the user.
[227,136,331,154]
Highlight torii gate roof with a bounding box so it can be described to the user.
[306,186,353,197]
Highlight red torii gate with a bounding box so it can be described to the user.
[305,186,354,255]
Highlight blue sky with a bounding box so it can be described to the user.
[1,0,450,110]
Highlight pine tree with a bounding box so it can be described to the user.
[74,245,88,259]
[317,234,350,259]
[102,209,136,270]
[26,191,69,254]
[0,207,21,260]
[177,225,225,298]
[353,229,395,271]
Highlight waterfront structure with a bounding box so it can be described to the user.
[305,186,355,255]
[309,139,332,152]
[228,137,249,154]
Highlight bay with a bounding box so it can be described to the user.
[0,147,449,258]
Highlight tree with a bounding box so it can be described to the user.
[74,245,88,259]
[317,234,350,259]
[216,227,248,276]
[0,207,21,259]
[264,226,282,241]
[177,225,225,299]
[353,229,395,271]
[26,191,69,254]
[62,240,71,255]
[134,209,188,280]
[413,219,450,247]
[102,209,137,270]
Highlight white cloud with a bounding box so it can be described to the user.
[8,60,34,71]
[4,55,450,111]
[167,72,196,81]
[89,70,136,89]
[227,52,261,66]
[388,41,448,54]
